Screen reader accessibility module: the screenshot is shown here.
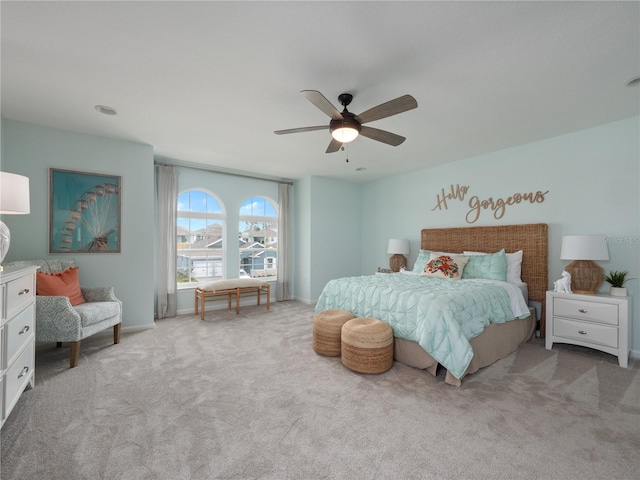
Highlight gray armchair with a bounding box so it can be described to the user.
[4,259,122,368]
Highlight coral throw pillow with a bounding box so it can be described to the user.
[36,266,86,306]
[422,255,469,280]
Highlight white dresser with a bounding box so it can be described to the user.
[1,265,38,429]
[546,291,631,368]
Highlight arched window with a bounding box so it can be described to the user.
[239,196,278,278]
[177,189,225,285]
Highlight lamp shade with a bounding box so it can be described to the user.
[0,172,31,214]
[387,239,410,255]
[560,235,609,261]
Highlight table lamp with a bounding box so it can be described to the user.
[0,172,31,270]
[387,239,410,272]
[560,235,609,294]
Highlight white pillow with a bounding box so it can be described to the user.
[464,250,523,283]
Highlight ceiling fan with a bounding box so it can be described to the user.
[274,90,418,153]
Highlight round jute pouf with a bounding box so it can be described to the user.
[313,309,356,356]
[341,317,393,374]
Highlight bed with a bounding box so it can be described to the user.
[315,223,548,386]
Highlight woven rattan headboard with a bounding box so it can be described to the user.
[421,223,548,335]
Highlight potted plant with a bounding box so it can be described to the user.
[603,270,634,296]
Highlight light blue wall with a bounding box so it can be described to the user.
[294,176,361,303]
[359,116,640,352]
[1,120,155,330]
[173,164,279,313]
[293,176,312,302]
[310,176,361,299]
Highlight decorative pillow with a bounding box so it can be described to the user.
[36,266,86,306]
[462,249,507,281]
[464,249,522,283]
[413,249,461,273]
[412,250,432,273]
[421,254,469,280]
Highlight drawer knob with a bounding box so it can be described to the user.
[19,325,30,335]
[578,330,587,335]
[18,288,30,295]
[578,308,588,313]
[18,366,29,379]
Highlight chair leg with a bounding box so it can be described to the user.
[114,323,121,344]
[70,341,81,368]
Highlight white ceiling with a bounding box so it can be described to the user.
[2,1,639,183]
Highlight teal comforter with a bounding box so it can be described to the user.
[315,273,530,379]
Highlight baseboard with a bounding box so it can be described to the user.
[293,295,316,305]
[122,324,156,333]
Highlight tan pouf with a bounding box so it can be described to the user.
[341,318,394,374]
[313,309,356,356]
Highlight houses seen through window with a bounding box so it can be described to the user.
[177,190,225,285]
[239,196,278,279]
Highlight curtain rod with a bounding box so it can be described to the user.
[154,159,294,185]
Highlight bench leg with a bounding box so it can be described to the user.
[200,292,206,320]
[236,289,240,314]
[194,289,199,316]
[267,284,270,310]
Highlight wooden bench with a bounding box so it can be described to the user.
[194,279,270,320]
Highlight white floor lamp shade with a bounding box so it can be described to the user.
[0,172,31,267]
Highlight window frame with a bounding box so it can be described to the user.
[238,195,278,280]
[176,188,226,289]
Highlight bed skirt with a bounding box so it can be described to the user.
[393,307,536,387]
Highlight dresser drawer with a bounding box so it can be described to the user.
[4,304,35,367]
[553,297,618,325]
[5,274,35,320]
[4,340,34,418]
[553,317,618,349]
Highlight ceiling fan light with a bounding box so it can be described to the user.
[331,126,359,143]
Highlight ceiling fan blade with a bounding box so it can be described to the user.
[301,90,343,120]
[274,125,328,135]
[326,138,342,153]
[355,94,418,125]
[359,126,406,146]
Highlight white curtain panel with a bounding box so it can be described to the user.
[277,183,291,301]
[156,164,178,318]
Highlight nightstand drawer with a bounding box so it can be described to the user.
[553,317,618,349]
[553,297,618,325]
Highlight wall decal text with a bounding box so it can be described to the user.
[431,184,549,224]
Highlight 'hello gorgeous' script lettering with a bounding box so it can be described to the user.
[431,184,549,224]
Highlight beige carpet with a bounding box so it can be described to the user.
[1,300,639,480]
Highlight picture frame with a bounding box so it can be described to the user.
[49,168,121,253]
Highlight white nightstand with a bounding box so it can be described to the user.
[546,291,631,367]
